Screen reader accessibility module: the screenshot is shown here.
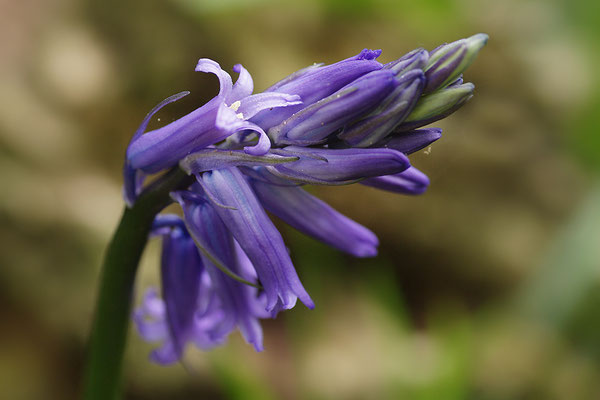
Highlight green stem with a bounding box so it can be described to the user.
[83,168,193,400]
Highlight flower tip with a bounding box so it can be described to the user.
[194,58,220,72]
[150,349,179,366]
[251,342,264,352]
[356,48,382,60]
[353,245,378,258]
[243,132,272,156]
[468,33,489,48]
[304,299,316,310]
[462,82,476,92]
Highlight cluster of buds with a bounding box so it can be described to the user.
[126,34,487,364]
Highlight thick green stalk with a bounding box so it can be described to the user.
[83,168,193,400]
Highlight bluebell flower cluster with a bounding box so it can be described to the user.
[128,34,487,364]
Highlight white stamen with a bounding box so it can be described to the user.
[236,112,244,119]
[424,146,432,155]
[229,100,241,111]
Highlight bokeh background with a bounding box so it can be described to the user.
[2,0,600,398]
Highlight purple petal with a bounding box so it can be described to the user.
[159,227,204,362]
[151,214,188,234]
[150,341,180,365]
[123,91,190,206]
[201,167,314,313]
[266,63,324,91]
[180,149,299,174]
[127,59,256,173]
[237,92,302,120]
[377,128,442,155]
[134,225,207,365]
[140,287,167,318]
[127,99,226,173]
[134,315,169,343]
[384,48,429,75]
[228,64,253,103]
[270,146,410,184]
[214,105,272,155]
[360,166,430,195]
[252,180,379,257]
[195,58,233,100]
[350,48,383,60]
[176,194,268,351]
[133,288,168,342]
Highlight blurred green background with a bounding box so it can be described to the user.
[1,0,600,398]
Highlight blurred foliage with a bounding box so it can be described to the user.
[1,0,599,399]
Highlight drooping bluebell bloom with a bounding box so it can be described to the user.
[200,167,315,313]
[129,33,487,363]
[173,192,270,351]
[126,60,302,174]
[133,217,224,364]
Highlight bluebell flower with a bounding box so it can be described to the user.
[126,60,302,174]
[199,167,314,313]
[129,34,487,363]
[134,213,270,364]
[133,216,221,364]
[174,193,270,351]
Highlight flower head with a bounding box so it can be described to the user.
[128,34,487,363]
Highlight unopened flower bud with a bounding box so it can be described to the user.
[268,69,398,145]
[337,69,425,147]
[397,83,474,131]
[423,33,488,94]
[384,48,429,76]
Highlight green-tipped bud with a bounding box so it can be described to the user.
[423,33,488,94]
[396,83,475,131]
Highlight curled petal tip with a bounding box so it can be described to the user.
[243,132,271,156]
[195,58,220,72]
